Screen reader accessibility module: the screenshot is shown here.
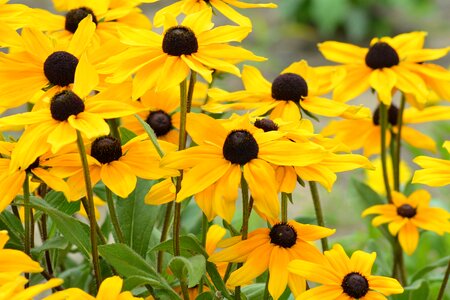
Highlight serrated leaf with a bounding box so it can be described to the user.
[169,255,205,288]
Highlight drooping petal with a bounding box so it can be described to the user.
[318,41,367,64]
[145,179,175,205]
[268,247,290,300]
[368,275,404,296]
[68,113,110,139]
[101,161,137,198]
[369,68,397,105]
[397,221,419,255]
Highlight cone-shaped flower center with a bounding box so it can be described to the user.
[365,42,399,69]
[44,51,79,87]
[50,90,85,121]
[65,7,98,33]
[271,73,308,102]
[222,130,259,165]
[254,118,278,132]
[91,136,123,164]
[162,26,198,56]
[269,223,297,248]
[146,110,172,137]
[25,157,40,173]
[342,272,369,298]
[372,104,398,126]
[397,204,417,218]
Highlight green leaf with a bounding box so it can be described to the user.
[134,114,165,157]
[351,179,385,206]
[31,236,68,256]
[119,127,137,145]
[242,283,265,300]
[169,255,205,288]
[116,179,161,257]
[45,191,80,216]
[0,210,24,249]
[410,255,450,283]
[28,196,91,259]
[195,292,214,300]
[99,243,179,298]
[150,234,207,257]
[206,262,233,299]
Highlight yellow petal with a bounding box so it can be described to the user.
[398,221,419,255]
[73,54,99,98]
[318,41,367,64]
[268,247,290,300]
[97,276,123,300]
[68,113,110,139]
[368,275,404,296]
[101,161,137,198]
[369,68,396,105]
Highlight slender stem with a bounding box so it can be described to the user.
[393,95,405,191]
[281,192,288,222]
[40,270,64,291]
[392,239,407,285]
[76,130,101,289]
[80,197,107,245]
[105,187,125,244]
[379,102,393,203]
[309,181,328,251]
[223,263,233,284]
[263,273,270,300]
[23,172,31,283]
[39,214,54,276]
[107,118,121,143]
[198,213,209,293]
[157,201,173,273]
[437,259,450,300]
[186,71,197,112]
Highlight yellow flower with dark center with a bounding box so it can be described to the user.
[153,0,277,27]
[0,231,43,276]
[67,135,179,199]
[0,276,63,299]
[101,8,265,99]
[413,141,450,186]
[204,61,370,122]
[0,55,139,154]
[30,0,153,44]
[0,16,96,110]
[209,220,335,300]
[288,244,404,299]
[322,104,450,157]
[152,113,327,222]
[318,31,450,105]
[362,190,450,255]
[44,275,142,300]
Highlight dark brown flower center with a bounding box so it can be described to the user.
[342,272,369,298]
[271,73,308,102]
[372,104,399,126]
[365,42,400,69]
[50,90,85,121]
[162,26,198,56]
[90,136,122,164]
[65,7,98,33]
[222,130,258,165]
[254,118,278,132]
[397,204,417,218]
[146,110,173,137]
[44,51,79,87]
[269,223,297,248]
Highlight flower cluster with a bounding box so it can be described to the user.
[0,1,449,300]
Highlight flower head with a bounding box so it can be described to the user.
[288,244,404,299]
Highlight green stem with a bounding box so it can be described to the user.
[379,102,393,203]
[80,197,107,245]
[263,273,270,300]
[392,239,407,285]
[309,181,328,251]
[393,95,405,191]
[107,118,121,143]
[76,130,101,290]
[39,214,54,276]
[105,187,125,244]
[23,173,31,282]
[157,201,173,273]
[198,213,209,293]
[281,192,288,222]
[437,259,450,300]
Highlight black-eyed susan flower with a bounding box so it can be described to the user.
[0,16,96,109]
[321,104,450,157]
[209,220,335,300]
[153,0,277,27]
[45,275,142,299]
[0,230,43,276]
[67,135,178,199]
[0,276,63,299]
[413,141,450,186]
[362,190,450,255]
[0,56,139,153]
[319,31,450,105]
[288,244,404,299]
[102,8,265,99]
[204,61,370,122]
[152,113,327,222]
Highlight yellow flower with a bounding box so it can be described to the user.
[412,141,450,186]
[44,276,142,300]
[1,276,63,299]
[0,230,43,276]
[209,220,335,300]
[318,31,450,105]
[102,8,265,98]
[0,55,139,153]
[288,244,404,299]
[365,156,411,196]
[0,0,31,48]
[204,61,370,122]
[362,190,450,255]
[153,0,277,27]
[0,16,96,110]
[152,113,326,222]
[67,135,178,199]
[322,104,450,157]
